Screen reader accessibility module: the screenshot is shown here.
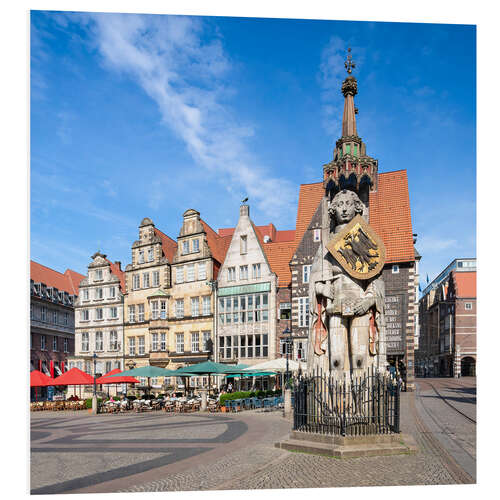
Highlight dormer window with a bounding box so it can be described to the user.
[95,269,103,281]
[138,250,145,264]
[182,241,189,255]
[192,239,199,253]
[148,248,154,262]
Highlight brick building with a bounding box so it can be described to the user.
[30,261,85,398]
[416,258,476,377]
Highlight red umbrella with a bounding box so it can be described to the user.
[30,369,55,387]
[52,367,95,386]
[96,369,139,384]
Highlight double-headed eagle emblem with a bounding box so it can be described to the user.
[326,215,386,280]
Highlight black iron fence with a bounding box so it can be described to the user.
[293,367,400,436]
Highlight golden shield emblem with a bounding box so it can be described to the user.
[326,215,386,280]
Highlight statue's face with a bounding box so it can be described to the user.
[331,192,358,224]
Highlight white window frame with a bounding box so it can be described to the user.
[160,333,167,351]
[151,333,158,351]
[198,262,207,281]
[138,304,145,322]
[202,296,211,316]
[95,288,103,300]
[129,337,136,356]
[133,274,140,289]
[182,240,189,255]
[191,332,200,353]
[176,266,184,284]
[228,267,236,281]
[465,302,472,310]
[175,299,184,319]
[151,300,159,320]
[138,250,144,264]
[52,336,58,351]
[95,269,103,281]
[160,300,167,319]
[298,297,310,328]
[240,265,248,280]
[186,264,195,282]
[95,331,103,351]
[176,333,184,353]
[81,332,89,352]
[143,272,150,288]
[191,297,200,317]
[128,305,135,323]
[313,229,321,242]
[152,270,160,287]
[109,286,116,298]
[83,289,89,301]
[95,308,103,320]
[148,248,154,262]
[202,331,211,352]
[109,306,118,319]
[392,265,400,274]
[192,239,199,253]
[63,338,69,353]
[252,263,261,279]
[109,330,118,351]
[138,336,145,355]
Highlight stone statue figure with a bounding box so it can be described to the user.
[307,189,386,375]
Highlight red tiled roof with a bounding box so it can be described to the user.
[30,261,85,296]
[293,182,324,249]
[369,170,414,263]
[104,258,126,293]
[274,230,295,242]
[262,241,295,287]
[154,228,177,263]
[201,220,232,265]
[451,271,476,298]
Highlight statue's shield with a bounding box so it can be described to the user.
[326,215,386,280]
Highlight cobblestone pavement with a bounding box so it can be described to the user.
[31,380,475,494]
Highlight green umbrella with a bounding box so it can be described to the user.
[108,366,180,396]
[174,360,232,375]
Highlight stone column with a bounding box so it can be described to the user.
[91,395,98,415]
[284,388,292,418]
[200,388,208,411]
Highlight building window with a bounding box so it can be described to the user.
[151,333,158,351]
[465,302,472,310]
[110,330,118,351]
[151,301,159,320]
[143,272,150,288]
[203,331,211,352]
[129,337,136,356]
[96,288,103,299]
[313,229,321,242]
[298,297,310,327]
[83,289,89,301]
[138,250,144,264]
[133,274,140,289]
[297,341,307,361]
[63,338,69,353]
[303,265,312,284]
[160,300,167,319]
[52,310,58,324]
[191,332,200,352]
[52,337,58,351]
[109,307,118,319]
[240,265,248,280]
[138,304,145,322]
[202,296,211,316]
[41,306,47,322]
[280,302,291,320]
[198,262,207,281]
[392,265,399,274]
[160,333,167,351]
[81,309,89,321]
[192,239,199,253]
[64,312,69,325]
[109,286,116,298]
[152,271,160,287]
[187,264,195,282]
[252,263,261,279]
[85,360,91,374]
[95,308,103,320]
[182,241,189,255]
[128,305,135,323]
[176,266,184,284]
[81,332,89,352]
[240,235,247,254]
[228,267,236,281]
[191,297,200,317]
[95,331,103,351]
[175,299,184,318]
[148,248,154,262]
[176,333,184,353]
[105,361,112,374]
[95,269,103,281]
[138,336,145,355]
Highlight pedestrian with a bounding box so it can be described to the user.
[227,382,233,393]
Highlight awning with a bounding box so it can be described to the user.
[52,367,95,385]
[96,368,139,384]
[30,370,55,387]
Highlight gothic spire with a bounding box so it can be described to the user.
[341,48,358,137]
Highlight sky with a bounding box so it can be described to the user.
[30,11,476,287]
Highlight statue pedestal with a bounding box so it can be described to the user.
[275,430,418,458]
[283,389,292,418]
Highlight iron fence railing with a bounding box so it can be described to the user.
[293,366,400,436]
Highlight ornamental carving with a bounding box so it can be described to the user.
[341,76,358,97]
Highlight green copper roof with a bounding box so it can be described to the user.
[218,282,270,297]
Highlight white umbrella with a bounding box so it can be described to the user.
[242,358,306,373]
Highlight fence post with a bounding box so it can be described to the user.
[394,379,401,434]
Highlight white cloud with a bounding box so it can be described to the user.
[417,235,458,254]
[65,13,296,222]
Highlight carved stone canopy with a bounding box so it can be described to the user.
[342,76,358,97]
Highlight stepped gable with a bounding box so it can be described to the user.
[31,261,85,296]
[368,170,414,264]
[451,271,476,298]
[104,258,126,293]
[153,227,177,263]
[218,224,294,243]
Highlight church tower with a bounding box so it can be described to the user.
[323,48,378,209]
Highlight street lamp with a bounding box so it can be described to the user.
[283,327,291,387]
[93,352,97,397]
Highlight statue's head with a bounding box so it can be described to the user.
[329,189,364,225]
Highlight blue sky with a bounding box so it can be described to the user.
[30,11,476,286]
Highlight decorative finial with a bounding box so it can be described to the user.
[345,47,356,75]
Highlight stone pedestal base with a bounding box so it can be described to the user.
[91,395,98,415]
[283,389,292,417]
[199,389,208,412]
[275,430,418,458]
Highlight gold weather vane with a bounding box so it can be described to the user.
[345,47,356,74]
